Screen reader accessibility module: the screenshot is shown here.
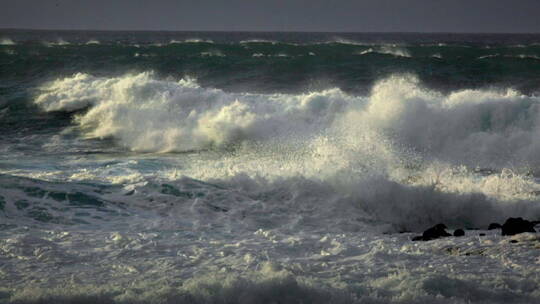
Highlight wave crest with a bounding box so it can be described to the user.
[35,72,353,152]
[0,37,16,45]
[35,73,540,170]
[357,46,411,57]
[33,73,540,227]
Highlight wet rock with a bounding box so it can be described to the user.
[424,224,451,239]
[453,229,465,237]
[501,217,536,236]
[488,223,502,230]
[510,240,519,243]
[479,233,486,236]
[412,223,451,241]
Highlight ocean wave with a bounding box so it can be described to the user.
[0,37,16,45]
[8,262,535,304]
[240,39,279,44]
[323,37,368,46]
[356,46,411,57]
[420,43,448,47]
[1,172,539,304]
[31,73,540,229]
[35,72,354,152]
[200,49,225,57]
[35,73,540,170]
[479,54,540,60]
[3,49,16,55]
[478,54,499,59]
[170,38,215,44]
[85,39,100,45]
[250,53,293,58]
[185,38,214,43]
[4,267,354,304]
[44,39,70,47]
[516,54,540,60]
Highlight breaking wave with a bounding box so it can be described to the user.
[0,37,15,45]
[357,46,411,57]
[324,37,367,46]
[31,73,540,229]
[170,38,214,44]
[35,73,540,169]
[44,39,70,46]
[35,72,354,152]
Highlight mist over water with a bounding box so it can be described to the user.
[2,30,540,304]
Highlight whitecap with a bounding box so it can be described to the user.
[0,37,16,45]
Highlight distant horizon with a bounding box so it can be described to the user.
[2,27,540,35]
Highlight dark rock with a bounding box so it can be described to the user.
[421,223,451,241]
[501,217,536,236]
[510,240,518,243]
[488,223,502,230]
[479,233,486,236]
[411,223,456,241]
[453,229,465,237]
[411,236,424,241]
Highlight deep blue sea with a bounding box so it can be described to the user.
[1,30,540,304]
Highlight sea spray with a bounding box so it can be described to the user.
[31,72,540,230]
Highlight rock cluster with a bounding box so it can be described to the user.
[412,223,453,241]
[501,217,536,236]
[411,217,538,241]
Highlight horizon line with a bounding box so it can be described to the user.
[1,27,540,35]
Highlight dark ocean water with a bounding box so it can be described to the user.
[1,30,540,304]
[2,30,540,93]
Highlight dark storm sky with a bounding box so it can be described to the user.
[1,0,539,33]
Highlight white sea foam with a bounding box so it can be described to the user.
[516,54,540,60]
[200,49,225,57]
[35,72,540,170]
[170,38,214,44]
[0,37,16,45]
[85,39,100,45]
[479,54,540,60]
[44,38,70,47]
[324,37,367,46]
[478,54,499,59]
[240,39,278,44]
[420,43,448,47]
[35,72,354,152]
[185,38,214,43]
[1,177,539,304]
[32,73,540,231]
[357,46,411,57]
